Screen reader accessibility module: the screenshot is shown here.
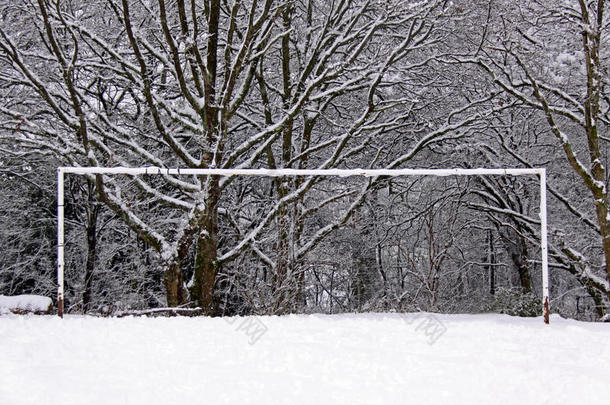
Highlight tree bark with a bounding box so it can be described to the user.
[82,200,99,313]
[191,177,220,315]
[164,261,187,308]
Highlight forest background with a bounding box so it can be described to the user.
[1,0,608,320]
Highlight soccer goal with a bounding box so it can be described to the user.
[56,167,550,322]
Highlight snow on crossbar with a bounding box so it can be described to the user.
[58,166,543,177]
[56,167,550,323]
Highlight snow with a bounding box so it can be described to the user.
[1,313,609,404]
[556,52,576,65]
[0,295,52,314]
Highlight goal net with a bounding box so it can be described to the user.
[57,167,549,322]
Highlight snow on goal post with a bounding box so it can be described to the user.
[56,167,550,323]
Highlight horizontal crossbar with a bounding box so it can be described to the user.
[59,166,545,177]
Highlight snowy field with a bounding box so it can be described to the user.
[1,313,608,405]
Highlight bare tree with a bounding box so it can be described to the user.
[1,0,482,314]
[455,0,610,315]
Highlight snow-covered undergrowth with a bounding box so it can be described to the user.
[0,295,52,314]
[0,313,608,404]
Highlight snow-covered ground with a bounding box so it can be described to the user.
[0,313,608,405]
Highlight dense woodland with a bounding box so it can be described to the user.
[0,0,608,320]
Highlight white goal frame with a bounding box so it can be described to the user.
[57,167,550,323]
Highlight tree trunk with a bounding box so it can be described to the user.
[270,3,296,315]
[516,237,532,293]
[192,222,219,315]
[594,197,610,307]
[500,227,532,293]
[164,261,187,307]
[191,178,220,315]
[82,204,98,313]
[272,201,292,314]
[487,229,495,296]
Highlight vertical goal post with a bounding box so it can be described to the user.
[57,167,550,323]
